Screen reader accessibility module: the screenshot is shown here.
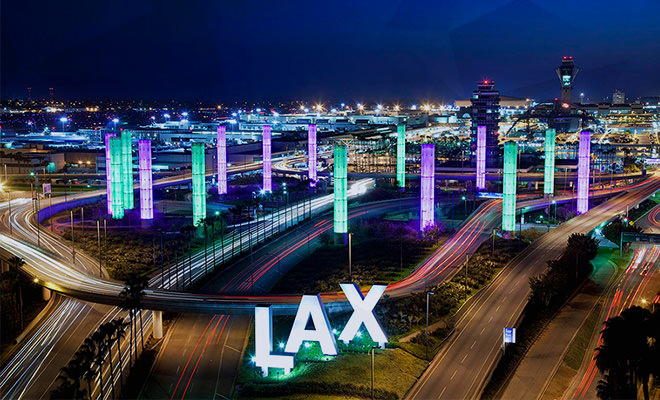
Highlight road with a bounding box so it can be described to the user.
[565,202,660,399]
[406,174,660,400]
[142,199,420,399]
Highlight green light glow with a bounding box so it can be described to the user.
[192,143,206,226]
[121,131,134,210]
[333,145,347,234]
[109,137,124,218]
[502,142,517,232]
[544,129,555,195]
[396,124,405,188]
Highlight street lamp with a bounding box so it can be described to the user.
[461,195,467,215]
[426,291,435,360]
[59,116,68,132]
[348,233,353,282]
[112,118,119,133]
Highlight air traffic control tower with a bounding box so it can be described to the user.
[556,56,579,104]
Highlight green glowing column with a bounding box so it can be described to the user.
[109,137,124,218]
[544,128,556,196]
[396,124,406,189]
[502,142,518,232]
[333,145,347,234]
[121,131,134,210]
[192,143,206,227]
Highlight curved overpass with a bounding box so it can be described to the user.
[4,174,654,316]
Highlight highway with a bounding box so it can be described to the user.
[564,203,660,399]
[141,199,421,399]
[0,163,656,399]
[406,174,660,400]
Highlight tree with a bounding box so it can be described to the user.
[8,256,25,331]
[100,322,117,400]
[120,273,148,367]
[52,352,87,399]
[110,318,128,393]
[595,306,655,400]
[91,330,107,400]
[79,338,98,399]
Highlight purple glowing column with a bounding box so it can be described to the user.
[262,125,272,192]
[476,125,486,190]
[217,126,227,194]
[105,132,116,214]
[420,144,435,231]
[577,130,591,214]
[138,140,153,220]
[308,124,317,187]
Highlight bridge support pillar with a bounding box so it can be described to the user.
[153,310,163,339]
[42,287,51,301]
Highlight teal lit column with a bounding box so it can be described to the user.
[333,145,347,234]
[396,124,406,189]
[502,142,518,232]
[544,128,556,196]
[192,143,206,227]
[109,137,124,218]
[121,131,134,210]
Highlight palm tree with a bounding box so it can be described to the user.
[120,274,148,364]
[53,351,88,399]
[8,257,25,331]
[91,330,107,400]
[78,338,98,399]
[100,322,117,400]
[595,306,653,400]
[110,318,128,393]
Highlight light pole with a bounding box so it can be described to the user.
[112,118,119,133]
[461,195,467,216]
[426,291,435,360]
[348,232,353,282]
[370,346,378,400]
[59,116,68,132]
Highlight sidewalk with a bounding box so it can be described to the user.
[499,251,618,400]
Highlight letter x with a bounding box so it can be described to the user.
[338,283,387,347]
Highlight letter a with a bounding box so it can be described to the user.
[284,294,338,355]
[338,283,387,348]
[254,306,294,377]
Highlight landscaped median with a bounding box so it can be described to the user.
[235,223,537,399]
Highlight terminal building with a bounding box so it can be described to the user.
[470,80,500,167]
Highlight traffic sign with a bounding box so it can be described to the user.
[42,183,51,194]
[503,327,516,344]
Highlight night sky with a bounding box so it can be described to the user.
[2,0,659,103]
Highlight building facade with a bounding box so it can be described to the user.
[470,80,500,167]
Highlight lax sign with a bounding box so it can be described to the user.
[254,283,387,376]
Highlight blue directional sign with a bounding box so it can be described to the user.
[503,327,516,344]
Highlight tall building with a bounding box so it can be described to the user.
[555,56,579,104]
[613,90,625,105]
[471,80,500,168]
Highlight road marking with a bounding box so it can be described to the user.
[224,345,242,353]
[471,340,477,349]
[480,327,485,335]
[437,386,446,399]
[461,354,468,363]
[450,370,457,380]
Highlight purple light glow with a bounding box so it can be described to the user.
[105,132,115,214]
[476,125,486,190]
[420,143,435,231]
[217,126,227,194]
[577,130,591,214]
[263,125,272,192]
[138,140,153,220]
[308,124,317,187]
